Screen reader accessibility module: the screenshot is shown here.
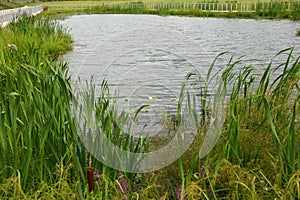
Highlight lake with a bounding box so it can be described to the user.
[61,14,300,134]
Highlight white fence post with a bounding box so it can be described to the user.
[0,5,43,28]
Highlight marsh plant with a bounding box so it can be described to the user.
[0,16,89,197]
[178,47,300,199]
[72,79,150,197]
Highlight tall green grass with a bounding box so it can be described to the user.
[0,15,299,199]
[180,47,300,199]
[72,78,149,197]
[0,16,87,195]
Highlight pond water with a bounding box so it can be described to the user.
[61,14,300,134]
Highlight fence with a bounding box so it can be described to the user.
[0,5,43,27]
[106,1,299,13]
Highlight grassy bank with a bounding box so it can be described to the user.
[0,16,85,196]
[0,16,299,199]
[26,0,300,20]
[0,1,21,10]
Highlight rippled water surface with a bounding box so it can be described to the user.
[61,14,300,132]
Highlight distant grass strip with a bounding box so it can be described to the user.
[27,0,300,19]
[0,1,21,10]
[27,0,272,8]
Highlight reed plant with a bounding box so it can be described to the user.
[72,78,149,197]
[180,47,300,199]
[255,1,300,19]
[0,16,89,195]
[290,1,300,20]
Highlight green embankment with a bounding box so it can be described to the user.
[0,1,21,10]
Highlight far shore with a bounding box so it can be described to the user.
[26,0,300,20]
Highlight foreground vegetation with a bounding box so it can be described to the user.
[0,16,299,199]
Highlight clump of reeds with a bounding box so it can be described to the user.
[180,47,300,199]
[0,16,83,192]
